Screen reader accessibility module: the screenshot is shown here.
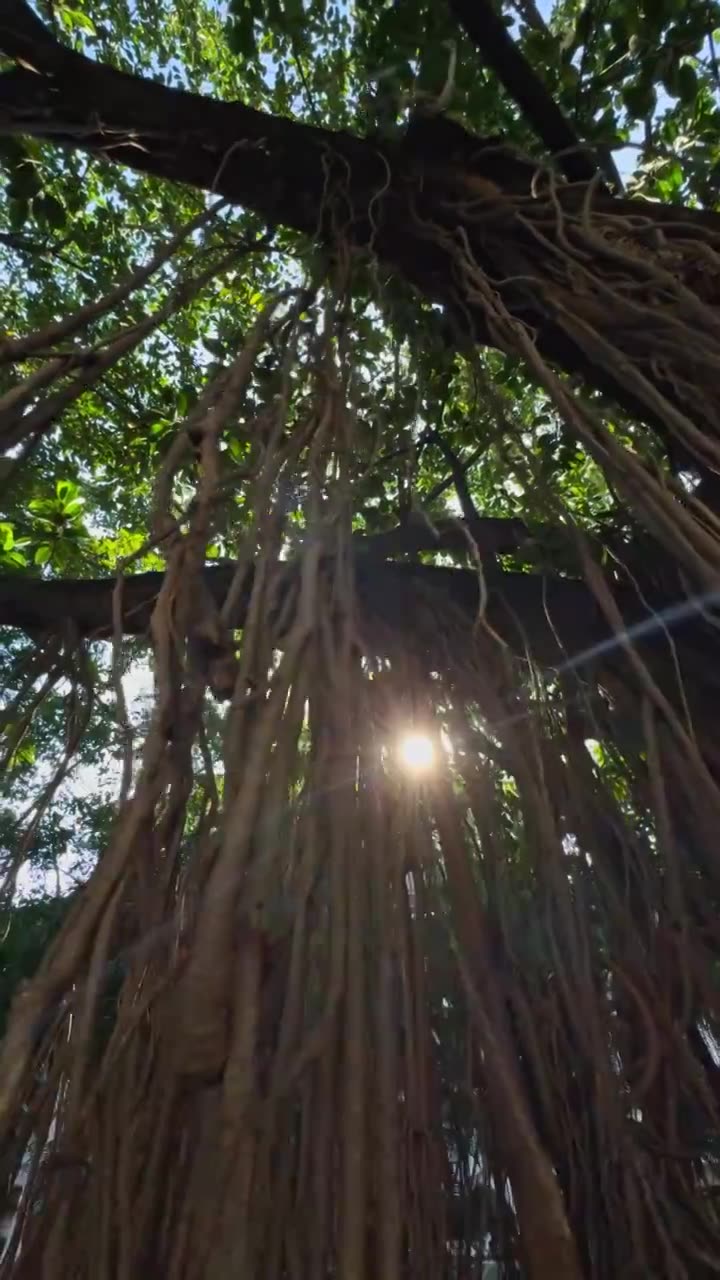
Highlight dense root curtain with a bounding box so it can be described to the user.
[3,196,720,1280]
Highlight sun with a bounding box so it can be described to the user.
[397,732,435,773]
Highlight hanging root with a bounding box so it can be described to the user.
[3,183,720,1280]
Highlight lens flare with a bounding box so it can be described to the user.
[398,733,435,773]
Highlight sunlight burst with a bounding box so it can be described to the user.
[397,732,435,773]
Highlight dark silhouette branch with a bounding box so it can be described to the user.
[448,0,620,188]
[0,552,709,681]
[0,559,600,667]
[355,514,535,559]
[428,427,487,532]
[0,0,61,70]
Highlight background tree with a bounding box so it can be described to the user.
[1,0,720,1276]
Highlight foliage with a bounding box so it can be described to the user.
[0,893,71,1038]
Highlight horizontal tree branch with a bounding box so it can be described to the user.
[355,513,538,559]
[0,555,707,678]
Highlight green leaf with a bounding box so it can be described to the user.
[226,14,257,57]
[7,163,42,202]
[63,498,86,515]
[57,6,97,35]
[8,737,37,769]
[56,479,80,506]
[2,549,29,569]
[622,80,657,118]
[34,194,66,231]
[676,62,699,105]
[34,544,52,567]
[228,436,250,462]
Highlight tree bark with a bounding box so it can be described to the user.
[0,555,711,679]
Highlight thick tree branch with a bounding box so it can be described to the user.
[0,0,60,70]
[0,560,590,664]
[427,427,486,532]
[448,0,604,185]
[509,0,622,191]
[0,3,381,240]
[355,514,536,559]
[0,555,707,680]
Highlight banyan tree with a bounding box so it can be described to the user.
[1,0,720,1275]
